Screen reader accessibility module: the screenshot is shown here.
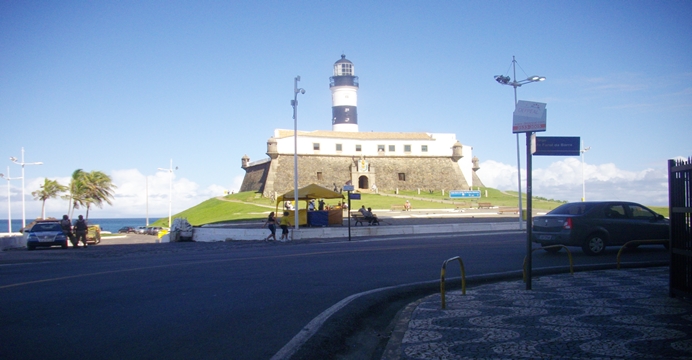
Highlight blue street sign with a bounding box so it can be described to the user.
[449,190,481,199]
[349,193,361,200]
[533,136,580,156]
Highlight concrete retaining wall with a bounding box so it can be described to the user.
[0,235,25,250]
[193,222,519,242]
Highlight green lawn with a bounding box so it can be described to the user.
[150,189,669,227]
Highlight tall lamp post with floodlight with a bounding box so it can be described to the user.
[157,159,177,228]
[581,144,590,202]
[291,76,305,232]
[0,167,21,233]
[494,56,545,230]
[10,147,43,229]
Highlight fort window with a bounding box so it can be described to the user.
[404,145,412,152]
[377,145,385,152]
[317,172,323,180]
[336,143,342,151]
[398,173,406,181]
[313,143,320,150]
[356,144,362,152]
[421,145,428,152]
[389,145,395,152]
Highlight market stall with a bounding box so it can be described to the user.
[276,184,345,226]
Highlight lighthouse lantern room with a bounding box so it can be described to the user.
[330,54,359,132]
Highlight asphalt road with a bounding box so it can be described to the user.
[0,231,669,359]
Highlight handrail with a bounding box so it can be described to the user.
[440,256,466,309]
[523,245,573,282]
[617,239,670,269]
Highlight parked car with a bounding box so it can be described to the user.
[135,226,148,234]
[146,227,162,236]
[87,225,101,244]
[24,220,68,251]
[118,226,136,234]
[532,201,669,255]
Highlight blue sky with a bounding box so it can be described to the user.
[1,1,690,219]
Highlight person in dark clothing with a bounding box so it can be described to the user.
[60,214,77,247]
[263,212,277,241]
[74,215,88,248]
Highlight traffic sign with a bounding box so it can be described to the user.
[513,100,547,133]
[533,136,580,156]
[449,190,481,199]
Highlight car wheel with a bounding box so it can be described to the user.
[27,244,35,251]
[61,241,68,249]
[582,234,606,256]
[543,246,561,253]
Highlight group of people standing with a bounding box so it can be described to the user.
[60,214,89,248]
[262,211,291,241]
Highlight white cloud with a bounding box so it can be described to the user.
[479,158,669,206]
[0,169,231,220]
[0,160,671,221]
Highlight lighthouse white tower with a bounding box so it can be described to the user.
[330,54,359,132]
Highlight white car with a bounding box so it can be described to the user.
[135,226,148,234]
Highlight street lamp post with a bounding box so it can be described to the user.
[10,147,43,229]
[291,76,305,232]
[157,159,177,228]
[494,56,545,230]
[581,143,591,202]
[0,167,21,233]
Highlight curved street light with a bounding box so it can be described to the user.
[0,167,21,233]
[10,147,43,229]
[494,56,545,230]
[157,159,177,228]
[291,76,305,232]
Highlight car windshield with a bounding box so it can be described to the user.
[548,203,597,215]
[32,223,62,232]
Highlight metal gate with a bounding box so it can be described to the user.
[668,158,692,298]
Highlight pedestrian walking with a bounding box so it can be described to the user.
[263,212,277,241]
[279,211,291,241]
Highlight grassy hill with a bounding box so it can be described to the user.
[151,188,669,227]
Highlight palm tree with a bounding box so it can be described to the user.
[63,169,86,219]
[79,170,117,219]
[32,178,68,219]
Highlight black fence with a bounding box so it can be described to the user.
[668,158,692,298]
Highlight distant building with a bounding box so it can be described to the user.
[240,55,484,198]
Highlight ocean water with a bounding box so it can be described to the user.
[0,218,159,233]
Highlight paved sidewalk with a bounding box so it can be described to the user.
[383,267,692,359]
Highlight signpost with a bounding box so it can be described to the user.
[344,185,354,241]
[512,100,546,291]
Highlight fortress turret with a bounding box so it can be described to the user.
[266,137,278,159]
[330,54,359,132]
[451,141,463,162]
[241,154,250,169]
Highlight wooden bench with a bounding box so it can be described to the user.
[391,205,405,211]
[350,212,379,226]
[498,207,519,214]
[478,202,493,209]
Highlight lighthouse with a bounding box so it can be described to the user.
[330,54,359,132]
